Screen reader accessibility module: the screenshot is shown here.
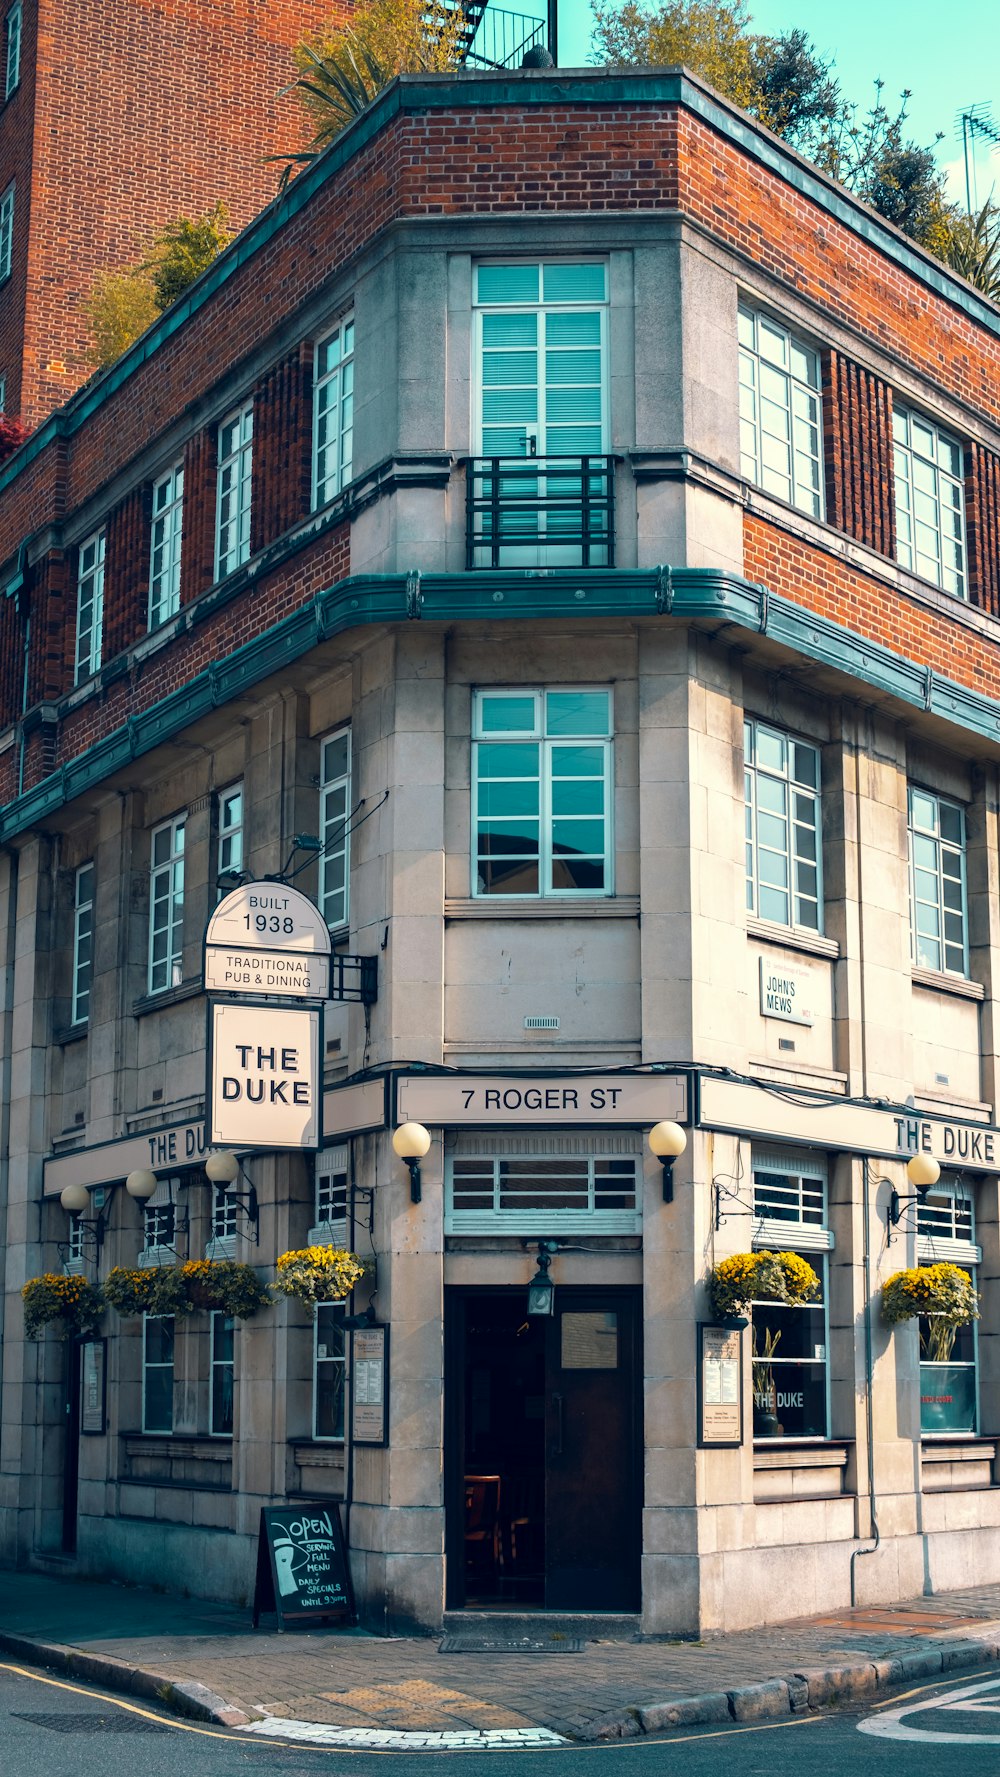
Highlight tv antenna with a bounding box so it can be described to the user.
[957,104,1000,213]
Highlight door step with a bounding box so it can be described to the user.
[28,1550,78,1574]
[442,1610,640,1645]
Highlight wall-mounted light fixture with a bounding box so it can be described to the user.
[59,1181,117,1255]
[125,1168,158,1202]
[392,1122,431,1203]
[648,1120,687,1203]
[205,1150,259,1245]
[886,1153,941,1241]
[527,1241,559,1316]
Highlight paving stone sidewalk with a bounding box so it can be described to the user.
[2,1569,1000,1741]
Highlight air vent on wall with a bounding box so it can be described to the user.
[524,1016,560,1030]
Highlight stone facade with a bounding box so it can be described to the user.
[1,67,1000,1635]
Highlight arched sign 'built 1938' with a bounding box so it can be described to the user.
[204,882,332,1000]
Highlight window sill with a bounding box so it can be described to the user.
[53,1021,88,1045]
[133,978,204,1017]
[753,1441,848,1467]
[746,917,839,961]
[445,897,639,920]
[911,968,985,1002]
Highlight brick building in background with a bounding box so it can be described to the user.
[0,0,346,428]
[2,63,1000,1634]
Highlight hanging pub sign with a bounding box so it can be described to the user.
[204,882,332,1001]
[252,1502,355,1630]
[207,1001,322,1150]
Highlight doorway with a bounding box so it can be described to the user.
[445,1288,641,1611]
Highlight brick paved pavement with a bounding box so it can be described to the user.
[2,1570,1000,1738]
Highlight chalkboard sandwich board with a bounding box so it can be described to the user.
[253,1501,355,1630]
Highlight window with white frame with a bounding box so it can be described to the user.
[473,688,613,896]
[907,786,968,976]
[751,1149,832,1439]
[4,3,19,97]
[71,862,95,1025]
[75,528,105,684]
[738,306,824,519]
[142,1314,174,1433]
[65,1212,86,1272]
[210,1312,235,1436]
[211,1183,238,1242]
[0,181,11,281]
[311,1147,348,1244]
[447,1132,642,1234]
[142,1185,177,1257]
[893,406,966,597]
[313,314,354,507]
[148,814,186,993]
[314,1303,346,1439]
[149,461,184,628]
[320,729,351,929]
[917,1178,979,1435]
[215,402,253,579]
[744,717,822,932]
[217,781,243,881]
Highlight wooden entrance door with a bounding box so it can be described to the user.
[445,1289,641,1611]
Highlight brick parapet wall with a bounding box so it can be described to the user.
[2,78,1000,773]
[0,0,38,426]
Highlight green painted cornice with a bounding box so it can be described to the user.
[3,567,1000,843]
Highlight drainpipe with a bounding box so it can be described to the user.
[850,717,879,1602]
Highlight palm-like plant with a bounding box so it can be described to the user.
[938,202,1000,301]
[275,0,469,188]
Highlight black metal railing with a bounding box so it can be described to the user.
[463,6,546,67]
[465,455,616,569]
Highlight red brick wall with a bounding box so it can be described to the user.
[824,354,895,558]
[965,442,1000,622]
[252,342,314,552]
[104,486,151,661]
[743,513,1000,702]
[16,0,349,427]
[0,0,38,426]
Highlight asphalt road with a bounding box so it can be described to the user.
[4,1658,1000,1776]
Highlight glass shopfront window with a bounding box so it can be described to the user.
[751,1148,832,1440]
[917,1180,979,1435]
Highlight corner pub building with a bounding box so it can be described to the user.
[4,60,1000,1636]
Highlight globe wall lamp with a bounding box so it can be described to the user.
[205,1149,259,1245]
[59,1181,117,1255]
[648,1120,688,1203]
[887,1153,941,1237]
[392,1122,431,1203]
[125,1169,158,1202]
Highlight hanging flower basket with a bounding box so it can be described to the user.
[181,1260,271,1319]
[22,1274,104,1340]
[882,1264,979,1363]
[271,1246,367,1312]
[708,1250,820,1320]
[103,1265,193,1318]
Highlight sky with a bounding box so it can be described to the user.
[524,0,1000,207]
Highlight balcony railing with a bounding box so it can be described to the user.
[463,6,546,68]
[466,455,616,570]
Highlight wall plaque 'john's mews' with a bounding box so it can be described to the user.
[208,1001,321,1150]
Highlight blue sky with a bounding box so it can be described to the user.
[532,0,1000,206]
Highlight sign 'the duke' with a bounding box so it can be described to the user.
[208,1001,321,1151]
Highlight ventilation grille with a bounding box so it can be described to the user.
[524,1015,560,1030]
